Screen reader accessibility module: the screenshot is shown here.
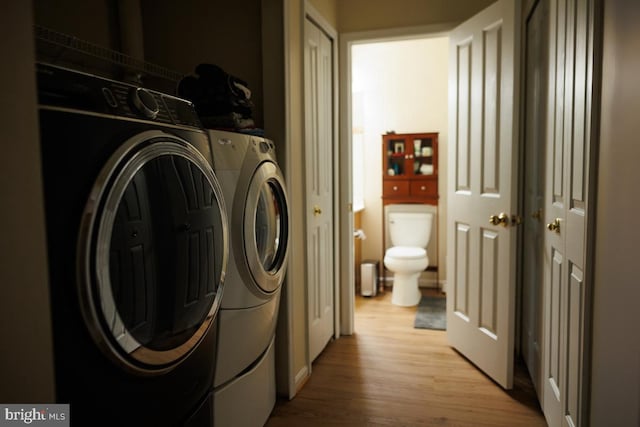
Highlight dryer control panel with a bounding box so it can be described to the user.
[36,62,202,129]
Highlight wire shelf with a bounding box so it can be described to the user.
[34,25,184,91]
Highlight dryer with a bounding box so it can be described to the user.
[208,129,290,427]
[37,63,228,426]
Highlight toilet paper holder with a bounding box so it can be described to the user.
[353,229,367,240]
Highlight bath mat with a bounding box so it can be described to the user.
[414,296,446,330]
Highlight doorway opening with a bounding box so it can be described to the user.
[349,35,449,320]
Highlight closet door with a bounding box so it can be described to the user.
[542,0,596,425]
[305,16,335,363]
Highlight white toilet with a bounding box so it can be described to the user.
[384,210,433,306]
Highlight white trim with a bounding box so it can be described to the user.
[294,365,309,392]
[282,1,297,399]
[305,2,337,39]
[282,0,298,399]
[338,28,355,336]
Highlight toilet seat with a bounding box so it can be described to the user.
[386,246,426,259]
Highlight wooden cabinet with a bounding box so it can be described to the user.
[382,132,438,205]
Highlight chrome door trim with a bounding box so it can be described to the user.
[76,130,228,375]
[243,161,290,294]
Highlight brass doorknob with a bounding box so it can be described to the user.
[313,205,322,216]
[531,209,543,220]
[547,218,561,233]
[489,212,510,227]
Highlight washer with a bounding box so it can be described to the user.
[208,129,290,427]
[37,63,228,427]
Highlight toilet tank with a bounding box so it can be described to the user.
[388,212,433,248]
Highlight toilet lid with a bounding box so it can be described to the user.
[386,246,427,259]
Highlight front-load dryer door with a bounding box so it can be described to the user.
[243,161,290,294]
[77,130,228,375]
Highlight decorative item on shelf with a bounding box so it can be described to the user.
[421,146,433,157]
[413,139,422,156]
[394,141,404,154]
[420,164,434,175]
[388,168,395,176]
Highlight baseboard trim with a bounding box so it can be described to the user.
[292,365,309,398]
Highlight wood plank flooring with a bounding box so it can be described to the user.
[266,289,547,426]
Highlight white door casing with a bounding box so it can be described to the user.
[542,0,595,425]
[304,16,335,363]
[446,0,520,389]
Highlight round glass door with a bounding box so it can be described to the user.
[78,131,228,375]
[244,161,289,294]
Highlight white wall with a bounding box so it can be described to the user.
[352,36,449,284]
[590,0,640,424]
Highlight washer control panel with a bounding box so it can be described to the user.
[36,62,201,128]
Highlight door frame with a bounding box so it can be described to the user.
[339,23,454,335]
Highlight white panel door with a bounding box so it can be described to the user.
[305,17,334,362]
[542,0,594,425]
[447,0,520,389]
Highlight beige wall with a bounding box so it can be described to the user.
[337,0,494,32]
[0,1,55,402]
[591,0,640,424]
[309,0,338,28]
[34,0,116,48]
[141,0,265,128]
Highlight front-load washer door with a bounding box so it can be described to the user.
[77,130,228,375]
[243,161,290,294]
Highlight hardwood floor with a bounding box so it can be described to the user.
[266,289,547,426]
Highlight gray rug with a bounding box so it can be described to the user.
[414,296,446,330]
